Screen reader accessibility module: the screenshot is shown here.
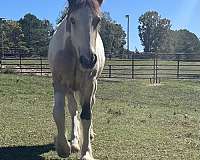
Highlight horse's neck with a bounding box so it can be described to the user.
[55,17,70,48]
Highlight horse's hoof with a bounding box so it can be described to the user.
[81,152,94,160]
[71,142,80,153]
[54,136,71,158]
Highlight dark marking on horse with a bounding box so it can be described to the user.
[80,103,91,120]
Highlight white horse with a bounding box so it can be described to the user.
[48,0,105,159]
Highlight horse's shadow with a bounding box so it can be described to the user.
[0,143,55,160]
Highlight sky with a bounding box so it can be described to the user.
[0,0,200,51]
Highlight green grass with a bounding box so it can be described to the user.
[1,74,200,159]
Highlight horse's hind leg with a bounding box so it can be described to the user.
[53,86,71,158]
[67,91,80,153]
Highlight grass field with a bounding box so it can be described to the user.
[0,74,200,160]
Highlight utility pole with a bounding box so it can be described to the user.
[125,15,130,53]
[125,15,134,79]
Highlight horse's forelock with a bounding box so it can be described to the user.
[68,0,101,15]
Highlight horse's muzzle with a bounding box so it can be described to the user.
[80,54,97,69]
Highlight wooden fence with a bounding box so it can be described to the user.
[102,53,200,82]
[1,53,200,82]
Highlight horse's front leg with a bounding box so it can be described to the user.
[80,80,97,160]
[67,91,80,153]
[90,94,96,141]
[53,87,71,158]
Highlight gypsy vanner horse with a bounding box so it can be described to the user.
[48,0,105,159]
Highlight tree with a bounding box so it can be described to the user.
[19,14,40,50]
[99,12,126,55]
[0,20,28,52]
[138,11,171,53]
[19,13,53,56]
[5,21,27,49]
[30,20,53,56]
[0,20,9,50]
[173,29,200,53]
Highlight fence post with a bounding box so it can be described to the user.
[155,53,158,83]
[108,65,112,78]
[40,55,43,76]
[153,53,159,83]
[177,55,180,79]
[131,53,135,79]
[153,53,156,83]
[109,53,112,60]
[19,53,22,74]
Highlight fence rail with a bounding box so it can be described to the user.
[1,53,200,82]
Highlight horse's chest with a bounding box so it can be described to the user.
[60,69,92,91]
[67,72,84,91]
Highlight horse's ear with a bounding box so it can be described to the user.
[97,0,103,6]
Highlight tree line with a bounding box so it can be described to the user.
[138,11,200,54]
[0,10,200,57]
[0,14,53,56]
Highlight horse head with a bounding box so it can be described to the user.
[67,0,103,70]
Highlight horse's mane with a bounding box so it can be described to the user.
[68,0,101,15]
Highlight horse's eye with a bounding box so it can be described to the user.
[92,17,100,28]
[70,17,76,25]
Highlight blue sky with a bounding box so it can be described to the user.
[0,0,200,51]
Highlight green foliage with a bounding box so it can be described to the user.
[138,11,171,53]
[0,20,27,51]
[19,13,53,56]
[1,9,200,57]
[138,11,200,54]
[99,12,126,55]
[173,29,200,53]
